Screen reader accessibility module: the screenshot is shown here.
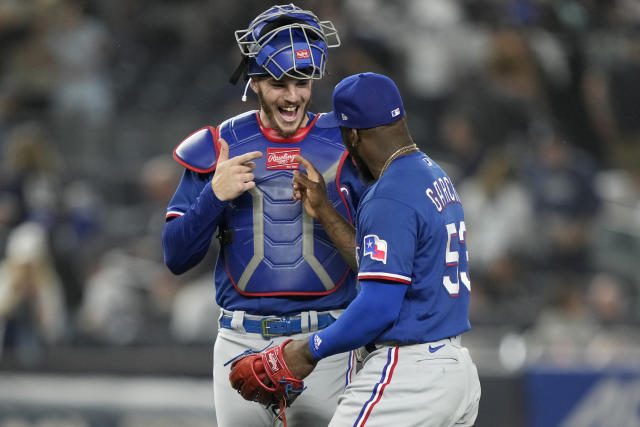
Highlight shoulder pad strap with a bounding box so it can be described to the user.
[173,126,220,173]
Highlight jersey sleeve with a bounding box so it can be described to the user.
[162,169,228,274]
[166,169,208,220]
[356,197,416,285]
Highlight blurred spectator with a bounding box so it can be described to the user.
[591,151,640,290]
[435,27,549,168]
[0,121,63,229]
[524,274,596,366]
[138,154,183,239]
[51,179,105,310]
[523,124,601,272]
[435,103,484,180]
[74,153,191,346]
[170,275,219,344]
[0,222,66,362]
[76,246,177,346]
[0,3,55,122]
[459,148,534,272]
[46,0,114,128]
[584,273,640,365]
[45,0,115,172]
[459,148,539,326]
[526,271,639,366]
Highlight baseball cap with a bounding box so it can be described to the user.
[316,72,405,129]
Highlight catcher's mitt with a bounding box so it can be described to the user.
[228,339,305,410]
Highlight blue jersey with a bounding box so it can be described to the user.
[355,151,471,343]
[163,111,365,315]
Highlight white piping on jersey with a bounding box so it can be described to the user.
[166,210,184,218]
[357,272,411,283]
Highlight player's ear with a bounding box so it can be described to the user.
[249,77,260,94]
[352,129,360,149]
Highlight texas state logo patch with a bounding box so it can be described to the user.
[363,234,387,264]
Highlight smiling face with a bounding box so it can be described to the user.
[251,76,313,138]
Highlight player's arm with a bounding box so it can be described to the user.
[284,280,408,379]
[292,154,358,271]
[285,197,416,378]
[163,138,262,274]
[162,171,228,274]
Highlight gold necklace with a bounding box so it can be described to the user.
[379,144,418,177]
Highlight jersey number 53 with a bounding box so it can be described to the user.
[443,221,471,297]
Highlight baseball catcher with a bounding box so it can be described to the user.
[162,3,364,427]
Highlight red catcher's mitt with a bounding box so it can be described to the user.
[229,339,305,408]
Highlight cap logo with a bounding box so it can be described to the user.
[341,113,348,121]
[295,49,310,59]
[391,107,401,118]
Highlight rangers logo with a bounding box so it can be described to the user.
[266,147,300,170]
[363,234,387,264]
[267,351,281,372]
[296,49,310,59]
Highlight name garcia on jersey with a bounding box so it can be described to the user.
[426,176,461,213]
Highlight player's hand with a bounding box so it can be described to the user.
[229,339,308,408]
[292,155,331,219]
[282,339,319,381]
[211,138,262,201]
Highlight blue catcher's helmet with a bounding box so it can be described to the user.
[233,4,340,81]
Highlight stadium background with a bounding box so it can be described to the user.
[0,0,639,426]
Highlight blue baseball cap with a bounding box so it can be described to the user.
[316,72,405,129]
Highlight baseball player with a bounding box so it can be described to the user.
[161,4,365,427]
[278,72,480,426]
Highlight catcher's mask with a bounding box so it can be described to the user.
[230,3,340,84]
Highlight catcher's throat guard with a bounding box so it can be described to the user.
[231,3,340,82]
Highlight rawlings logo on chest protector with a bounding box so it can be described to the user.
[266,147,301,169]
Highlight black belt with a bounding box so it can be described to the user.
[220,313,335,339]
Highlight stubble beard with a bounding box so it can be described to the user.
[342,130,376,184]
[258,90,311,138]
[351,151,376,184]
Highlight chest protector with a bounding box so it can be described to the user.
[175,111,355,296]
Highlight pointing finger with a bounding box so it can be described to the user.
[292,170,315,189]
[234,150,263,164]
[295,155,320,180]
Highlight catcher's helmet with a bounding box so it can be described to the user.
[231,4,340,82]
